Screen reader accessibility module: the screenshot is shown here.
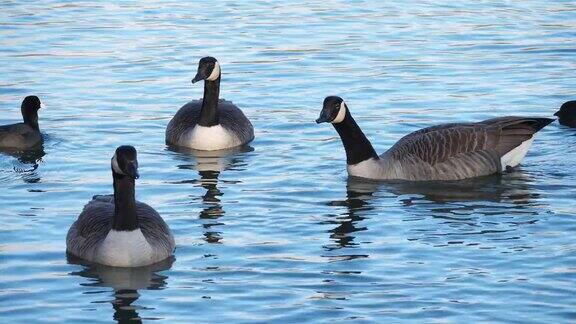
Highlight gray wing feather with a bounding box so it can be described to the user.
[165,100,202,144]
[66,195,175,261]
[165,99,254,145]
[218,100,255,144]
[66,195,114,261]
[384,117,553,181]
[136,202,175,257]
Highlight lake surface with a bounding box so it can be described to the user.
[1,1,575,322]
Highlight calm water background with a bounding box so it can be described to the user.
[1,0,575,322]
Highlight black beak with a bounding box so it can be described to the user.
[191,71,204,84]
[316,110,330,124]
[125,161,139,179]
[554,111,559,117]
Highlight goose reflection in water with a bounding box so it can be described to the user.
[67,255,174,323]
[0,144,45,184]
[325,170,542,251]
[384,170,539,209]
[383,170,544,248]
[324,179,381,251]
[167,145,252,244]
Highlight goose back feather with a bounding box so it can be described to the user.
[374,117,553,181]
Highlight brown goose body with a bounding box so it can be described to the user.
[317,96,553,182]
[368,117,553,181]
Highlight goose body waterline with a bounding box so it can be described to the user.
[66,146,175,267]
[166,57,254,150]
[0,96,43,150]
[317,96,553,181]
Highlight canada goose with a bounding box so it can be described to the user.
[67,146,175,267]
[554,100,576,127]
[166,57,254,150]
[316,96,553,181]
[0,95,43,150]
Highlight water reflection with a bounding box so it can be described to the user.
[198,169,225,243]
[382,171,538,206]
[167,145,252,244]
[324,171,542,251]
[68,256,174,323]
[323,179,381,251]
[381,171,542,247]
[0,144,45,183]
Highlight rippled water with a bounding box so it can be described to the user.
[1,1,575,322]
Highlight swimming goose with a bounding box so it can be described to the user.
[0,95,43,149]
[316,96,553,181]
[555,100,576,127]
[66,146,175,267]
[166,57,254,150]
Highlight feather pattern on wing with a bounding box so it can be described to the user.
[380,117,553,181]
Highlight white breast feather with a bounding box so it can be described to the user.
[181,125,240,151]
[347,158,387,179]
[96,229,155,267]
[500,137,534,170]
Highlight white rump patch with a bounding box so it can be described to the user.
[111,153,123,174]
[500,137,534,170]
[181,125,241,151]
[96,229,155,267]
[207,61,221,81]
[347,158,386,179]
[332,101,347,124]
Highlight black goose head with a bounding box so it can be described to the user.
[111,145,139,179]
[316,96,347,124]
[21,95,42,128]
[554,100,576,127]
[191,56,221,84]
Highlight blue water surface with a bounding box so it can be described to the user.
[1,1,575,322]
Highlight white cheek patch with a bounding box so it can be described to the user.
[206,61,221,81]
[331,101,347,124]
[111,153,124,174]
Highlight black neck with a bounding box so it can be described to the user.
[22,110,39,131]
[112,171,139,231]
[199,77,221,127]
[332,110,379,165]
